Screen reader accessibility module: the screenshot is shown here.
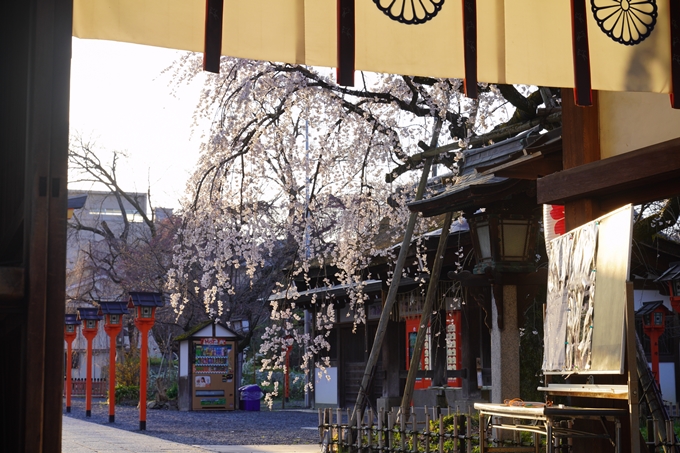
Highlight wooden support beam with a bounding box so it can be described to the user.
[349,119,443,433]
[399,210,454,419]
[551,88,600,229]
[561,88,599,168]
[626,282,641,453]
[538,136,680,210]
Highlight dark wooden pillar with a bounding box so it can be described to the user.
[561,88,601,230]
[461,287,484,400]
[431,309,448,388]
[381,318,403,399]
[561,89,632,453]
[1,0,71,451]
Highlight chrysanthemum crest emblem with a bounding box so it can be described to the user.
[591,0,657,45]
[373,0,445,25]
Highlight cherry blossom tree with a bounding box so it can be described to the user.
[166,55,561,397]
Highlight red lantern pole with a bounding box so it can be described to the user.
[135,318,154,430]
[641,304,667,388]
[64,317,79,413]
[649,329,662,386]
[65,339,73,412]
[78,307,101,417]
[82,327,97,417]
[128,292,163,430]
[104,322,122,422]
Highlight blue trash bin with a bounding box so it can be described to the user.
[239,384,262,411]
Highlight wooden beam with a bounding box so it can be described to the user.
[562,88,599,168]
[554,88,600,229]
[492,151,563,180]
[538,136,680,206]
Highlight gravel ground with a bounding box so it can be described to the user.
[64,398,321,446]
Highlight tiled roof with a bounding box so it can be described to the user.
[67,194,87,209]
[77,307,102,320]
[655,262,680,283]
[636,300,667,316]
[65,313,81,325]
[128,291,164,307]
[98,301,129,315]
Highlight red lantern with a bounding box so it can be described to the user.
[637,301,670,387]
[655,263,680,313]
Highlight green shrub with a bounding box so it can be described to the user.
[114,385,139,405]
[166,381,178,400]
[427,413,478,452]
[116,345,140,387]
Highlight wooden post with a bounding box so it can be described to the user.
[400,411,406,452]
[21,0,72,449]
[425,411,430,453]
[561,88,601,231]
[467,407,472,453]
[378,408,385,451]
[440,414,446,453]
[400,211,454,419]
[349,119,443,430]
[453,414,458,453]
[368,409,373,450]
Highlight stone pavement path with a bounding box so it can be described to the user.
[63,416,319,453]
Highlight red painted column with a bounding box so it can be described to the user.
[135,319,153,430]
[64,334,76,413]
[82,328,97,417]
[104,323,122,423]
[649,331,661,387]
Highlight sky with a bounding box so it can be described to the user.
[69,38,210,210]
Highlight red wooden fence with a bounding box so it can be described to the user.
[64,378,107,398]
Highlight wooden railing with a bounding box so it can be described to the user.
[64,378,107,398]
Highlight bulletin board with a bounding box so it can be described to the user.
[542,204,633,375]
